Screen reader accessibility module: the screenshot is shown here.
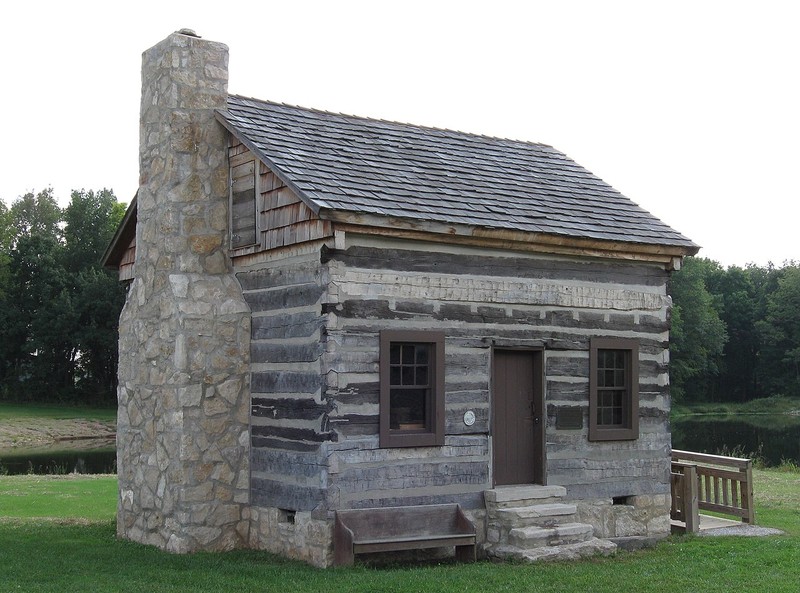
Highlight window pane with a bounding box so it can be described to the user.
[415,346,429,365]
[390,388,428,429]
[402,344,415,364]
[389,342,432,427]
[596,388,626,427]
[381,332,444,447]
[612,390,623,409]
[596,347,629,427]
[591,340,638,441]
[603,391,614,408]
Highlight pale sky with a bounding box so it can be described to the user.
[2,0,797,268]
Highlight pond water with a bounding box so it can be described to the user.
[671,414,800,466]
[1,415,797,475]
[0,446,116,475]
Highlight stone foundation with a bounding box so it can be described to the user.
[574,494,671,539]
[249,507,333,568]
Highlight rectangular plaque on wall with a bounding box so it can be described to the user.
[556,406,584,430]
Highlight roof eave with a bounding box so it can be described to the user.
[101,193,138,269]
[320,208,699,268]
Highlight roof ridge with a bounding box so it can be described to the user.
[226,94,556,151]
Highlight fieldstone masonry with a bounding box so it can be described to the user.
[575,495,671,540]
[116,30,251,553]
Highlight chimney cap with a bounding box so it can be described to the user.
[176,28,201,38]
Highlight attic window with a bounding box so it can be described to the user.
[230,157,257,249]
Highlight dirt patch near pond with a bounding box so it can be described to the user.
[0,418,116,450]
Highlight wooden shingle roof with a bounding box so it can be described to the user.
[216,95,698,253]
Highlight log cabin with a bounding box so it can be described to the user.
[103,30,698,566]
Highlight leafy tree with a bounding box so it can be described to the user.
[703,265,761,401]
[0,199,12,307]
[72,267,125,401]
[6,232,75,398]
[8,189,62,246]
[0,188,126,403]
[0,200,13,389]
[758,265,800,396]
[0,200,12,255]
[669,257,728,401]
[63,189,125,275]
[62,189,127,402]
[1,191,66,396]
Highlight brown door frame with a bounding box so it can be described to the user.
[491,346,546,487]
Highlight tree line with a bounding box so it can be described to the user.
[0,189,127,404]
[670,256,800,403]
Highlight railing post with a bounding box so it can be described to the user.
[682,464,699,533]
[741,459,755,524]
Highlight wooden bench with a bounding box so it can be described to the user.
[333,503,477,566]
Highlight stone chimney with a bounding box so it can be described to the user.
[116,30,251,553]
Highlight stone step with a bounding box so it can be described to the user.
[509,522,594,549]
[489,537,617,563]
[484,485,567,510]
[485,503,580,545]
[491,503,578,528]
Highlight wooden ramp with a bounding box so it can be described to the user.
[672,514,742,534]
[670,450,755,534]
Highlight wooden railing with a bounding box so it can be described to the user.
[670,460,699,532]
[670,450,755,533]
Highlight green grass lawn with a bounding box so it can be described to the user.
[0,475,117,521]
[0,402,117,422]
[671,395,800,418]
[0,470,798,593]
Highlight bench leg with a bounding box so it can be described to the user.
[455,544,476,563]
[334,545,354,567]
[333,519,355,566]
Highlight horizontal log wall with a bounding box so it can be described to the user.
[235,243,331,512]
[323,236,673,505]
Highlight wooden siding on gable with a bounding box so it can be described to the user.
[228,138,333,256]
[230,151,257,249]
[118,235,136,282]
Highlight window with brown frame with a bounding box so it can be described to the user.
[379,330,445,448]
[589,337,639,441]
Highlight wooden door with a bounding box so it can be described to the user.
[492,349,545,486]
